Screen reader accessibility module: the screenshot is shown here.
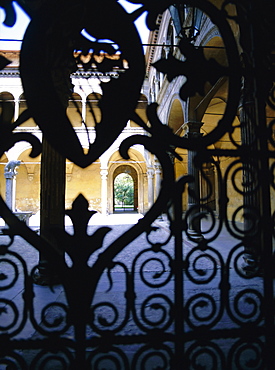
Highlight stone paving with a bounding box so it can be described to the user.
[0,213,269,368]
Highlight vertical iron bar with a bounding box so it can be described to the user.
[173,176,185,369]
[253,42,275,370]
[255,79,275,370]
[237,2,274,365]
[244,1,275,367]
[74,322,87,369]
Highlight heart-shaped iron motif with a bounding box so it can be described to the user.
[20,1,145,168]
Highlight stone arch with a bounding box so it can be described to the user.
[167,97,184,135]
[202,96,227,139]
[0,91,15,124]
[107,149,146,214]
[203,35,228,70]
[185,35,228,123]
[167,97,188,209]
[187,34,239,217]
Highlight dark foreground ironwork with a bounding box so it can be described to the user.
[0,0,274,368]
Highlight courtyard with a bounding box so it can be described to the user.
[0,215,266,369]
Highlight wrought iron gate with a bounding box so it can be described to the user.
[0,0,274,368]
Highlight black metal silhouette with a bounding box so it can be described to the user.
[0,0,274,368]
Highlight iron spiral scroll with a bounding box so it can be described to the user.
[0,0,274,368]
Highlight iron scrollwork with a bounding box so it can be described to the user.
[0,0,274,368]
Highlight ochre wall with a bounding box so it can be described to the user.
[16,163,40,213]
[14,152,102,214]
[65,161,101,212]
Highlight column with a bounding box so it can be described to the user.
[154,159,162,200]
[186,121,203,240]
[5,172,14,211]
[154,74,160,99]
[100,169,108,216]
[81,97,86,127]
[147,167,155,209]
[14,98,19,122]
[4,160,21,212]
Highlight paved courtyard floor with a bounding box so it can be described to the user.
[0,213,271,369]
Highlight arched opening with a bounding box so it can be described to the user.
[113,165,138,213]
[85,93,101,127]
[0,92,14,124]
[67,92,82,127]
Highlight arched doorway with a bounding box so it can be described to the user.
[113,165,138,213]
[114,173,134,212]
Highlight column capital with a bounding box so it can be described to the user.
[100,168,108,215]
[4,172,15,179]
[154,159,161,167]
[147,167,155,179]
[100,169,108,179]
[185,121,204,138]
[154,163,162,174]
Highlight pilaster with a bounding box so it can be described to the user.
[147,167,155,209]
[100,169,108,216]
[154,159,162,200]
[185,121,204,240]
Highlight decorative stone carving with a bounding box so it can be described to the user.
[4,160,21,177]
[27,174,34,182]
[5,160,21,211]
[25,163,37,182]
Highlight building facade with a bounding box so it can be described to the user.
[1,3,274,227]
[0,1,275,367]
[145,4,275,226]
[0,51,160,218]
